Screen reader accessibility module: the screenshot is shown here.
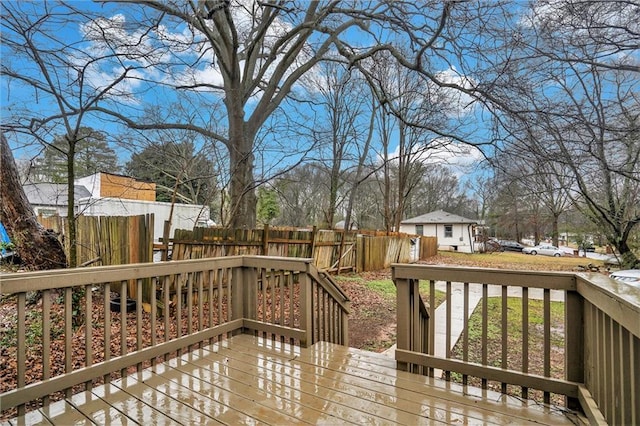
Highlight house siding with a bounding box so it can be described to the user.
[400,212,476,254]
[27,173,210,243]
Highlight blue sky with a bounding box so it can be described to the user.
[1,1,569,189]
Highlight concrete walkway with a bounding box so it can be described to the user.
[383,282,565,378]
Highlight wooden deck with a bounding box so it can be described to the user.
[8,334,582,425]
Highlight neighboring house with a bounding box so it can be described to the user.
[23,183,92,217]
[334,220,358,231]
[399,210,478,253]
[25,172,212,242]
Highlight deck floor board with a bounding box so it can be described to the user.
[12,335,579,425]
[206,338,495,424]
[225,335,570,425]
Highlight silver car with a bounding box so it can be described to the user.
[522,244,564,257]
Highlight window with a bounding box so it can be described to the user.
[37,208,57,218]
[415,225,423,236]
[444,224,453,238]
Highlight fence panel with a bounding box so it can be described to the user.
[36,214,153,268]
[171,226,435,272]
[420,236,438,259]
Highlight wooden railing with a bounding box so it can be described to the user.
[0,256,349,417]
[393,264,639,425]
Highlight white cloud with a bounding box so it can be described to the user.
[432,67,475,118]
[75,3,305,105]
[385,138,484,177]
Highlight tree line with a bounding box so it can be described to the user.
[1,1,638,268]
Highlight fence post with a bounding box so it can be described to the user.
[262,224,269,255]
[341,302,349,346]
[243,263,257,322]
[310,225,317,261]
[336,229,345,274]
[356,234,363,273]
[565,289,584,410]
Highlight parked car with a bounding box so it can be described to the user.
[522,244,564,257]
[609,270,640,287]
[580,244,596,253]
[498,240,524,252]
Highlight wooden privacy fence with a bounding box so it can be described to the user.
[420,235,438,259]
[171,226,436,273]
[37,214,154,267]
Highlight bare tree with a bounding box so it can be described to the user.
[1,134,67,270]
[304,62,372,228]
[491,1,640,266]
[491,146,573,247]
[524,0,640,74]
[406,164,469,219]
[1,2,149,266]
[81,1,500,228]
[369,54,456,232]
[272,163,326,227]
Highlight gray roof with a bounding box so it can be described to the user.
[401,210,477,225]
[23,183,92,207]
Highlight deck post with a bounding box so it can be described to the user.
[300,264,313,347]
[395,275,410,372]
[231,266,244,335]
[341,301,350,346]
[565,289,584,410]
[243,264,257,323]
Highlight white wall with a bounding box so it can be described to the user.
[34,205,67,218]
[75,174,100,198]
[438,223,473,253]
[77,197,210,242]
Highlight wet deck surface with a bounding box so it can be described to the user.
[10,334,580,425]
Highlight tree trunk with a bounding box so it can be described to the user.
[67,136,77,267]
[327,159,340,229]
[228,158,256,229]
[227,131,257,229]
[0,134,67,270]
[612,230,640,269]
[551,213,560,247]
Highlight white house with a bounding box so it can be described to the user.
[25,172,212,242]
[399,210,478,253]
[23,183,92,218]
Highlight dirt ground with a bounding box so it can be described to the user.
[335,270,396,352]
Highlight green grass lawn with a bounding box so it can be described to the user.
[453,297,565,367]
[343,277,447,307]
[449,295,566,403]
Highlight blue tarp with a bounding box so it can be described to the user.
[0,221,11,257]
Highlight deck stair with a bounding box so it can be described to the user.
[9,334,581,425]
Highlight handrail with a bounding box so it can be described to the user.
[314,269,351,313]
[392,263,639,425]
[0,256,245,294]
[393,263,577,289]
[0,255,350,418]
